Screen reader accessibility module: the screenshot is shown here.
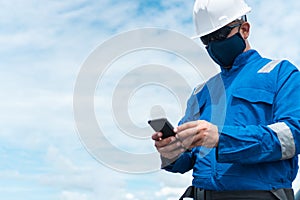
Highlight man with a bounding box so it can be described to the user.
[152,0,300,199]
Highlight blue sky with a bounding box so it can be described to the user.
[1,0,300,199]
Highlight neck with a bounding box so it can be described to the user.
[244,40,251,52]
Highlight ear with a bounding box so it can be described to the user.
[240,22,250,39]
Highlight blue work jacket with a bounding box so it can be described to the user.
[163,50,300,191]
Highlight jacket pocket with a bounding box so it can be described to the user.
[231,88,275,125]
[232,88,274,104]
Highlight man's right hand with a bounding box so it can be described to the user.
[152,132,186,160]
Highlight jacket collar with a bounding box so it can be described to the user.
[221,49,261,74]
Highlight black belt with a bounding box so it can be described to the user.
[179,186,294,200]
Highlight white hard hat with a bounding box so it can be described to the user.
[192,0,251,38]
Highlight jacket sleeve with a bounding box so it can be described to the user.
[217,61,300,164]
[162,151,194,173]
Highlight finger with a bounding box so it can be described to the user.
[160,146,186,159]
[189,134,204,148]
[155,136,176,149]
[176,126,199,141]
[157,138,181,153]
[180,134,197,148]
[176,120,210,134]
[152,132,163,141]
[174,121,198,133]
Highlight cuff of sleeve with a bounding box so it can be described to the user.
[161,155,177,169]
[160,149,192,169]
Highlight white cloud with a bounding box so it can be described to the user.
[248,0,300,65]
[125,193,136,200]
[46,146,79,172]
[60,191,89,200]
[155,187,186,199]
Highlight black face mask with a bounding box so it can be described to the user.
[206,32,246,68]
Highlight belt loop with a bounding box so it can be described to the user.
[179,186,205,200]
[194,187,205,200]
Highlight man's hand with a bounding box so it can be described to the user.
[152,132,185,160]
[151,120,218,159]
[175,120,219,149]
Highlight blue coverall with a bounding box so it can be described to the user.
[164,50,300,191]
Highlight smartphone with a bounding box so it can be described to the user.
[148,118,176,139]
